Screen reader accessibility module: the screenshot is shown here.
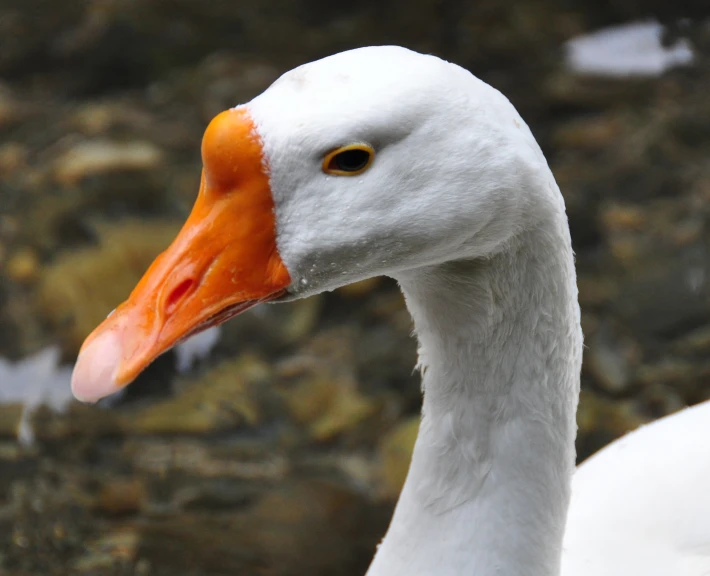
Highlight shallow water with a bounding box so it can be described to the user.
[0,1,709,574]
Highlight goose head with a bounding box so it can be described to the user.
[71,45,554,402]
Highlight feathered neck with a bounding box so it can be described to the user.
[367,217,582,576]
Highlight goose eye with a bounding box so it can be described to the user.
[323,144,374,176]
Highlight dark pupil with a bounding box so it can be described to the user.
[334,149,370,172]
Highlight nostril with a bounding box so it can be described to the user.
[165,279,195,315]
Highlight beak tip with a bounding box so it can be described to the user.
[71,329,124,403]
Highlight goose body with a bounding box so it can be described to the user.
[563,399,710,576]
[71,46,710,575]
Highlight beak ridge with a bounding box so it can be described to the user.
[70,107,291,402]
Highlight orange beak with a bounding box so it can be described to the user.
[71,108,290,402]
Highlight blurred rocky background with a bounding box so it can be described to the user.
[0,0,709,574]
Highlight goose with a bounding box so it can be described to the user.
[70,46,710,576]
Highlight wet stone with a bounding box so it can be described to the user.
[0,85,22,128]
[279,296,323,344]
[95,478,146,516]
[0,142,27,177]
[72,528,141,573]
[127,438,289,481]
[616,253,710,338]
[0,405,24,438]
[337,277,382,297]
[130,355,271,435]
[576,389,647,460]
[275,329,379,441]
[53,140,164,185]
[5,247,40,284]
[377,416,419,500]
[551,114,624,150]
[585,321,640,394]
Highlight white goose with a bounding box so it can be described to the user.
[71,46,710,576]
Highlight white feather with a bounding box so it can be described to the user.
[243,46,710,576]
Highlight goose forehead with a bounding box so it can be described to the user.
[274,46,445,93]
[247,47,460,140]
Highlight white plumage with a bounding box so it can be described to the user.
[71,45,710,575]
[250,46,710,575]
[563,400,710,576]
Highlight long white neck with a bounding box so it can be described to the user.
[367,217,582,576]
